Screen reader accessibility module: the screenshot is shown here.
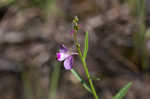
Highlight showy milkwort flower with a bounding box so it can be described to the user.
[57,45,77,70]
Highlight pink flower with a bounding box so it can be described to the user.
[57,45,77,70]
[70,30,75,35]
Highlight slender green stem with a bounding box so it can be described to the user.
[70,69,92,93]
[79,49,98,99]
[72,16,98,99]
[73,33,98,99]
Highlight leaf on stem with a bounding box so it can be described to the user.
[113,82,132,99]
[70,69,92,93]
[83,31,89,59]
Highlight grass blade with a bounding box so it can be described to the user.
[49,61,61,99]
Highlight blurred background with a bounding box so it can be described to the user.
[0,0,150,99]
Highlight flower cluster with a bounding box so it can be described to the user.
[69,16,82,35]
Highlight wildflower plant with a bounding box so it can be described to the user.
[56,16,132,99]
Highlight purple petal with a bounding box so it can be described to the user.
[60,45,68,52]
[70,30,75,35]
[64,56,73,70]
[57,52,69,61]
[57,53,61,59]
[71,52,78,55]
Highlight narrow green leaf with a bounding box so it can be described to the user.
[113,82,132,99]
[83,31,89,59]
[70,69,92,93]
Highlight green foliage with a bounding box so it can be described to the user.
[0,0,15,8]
[113,82,132,99]
[83,31,89,59]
